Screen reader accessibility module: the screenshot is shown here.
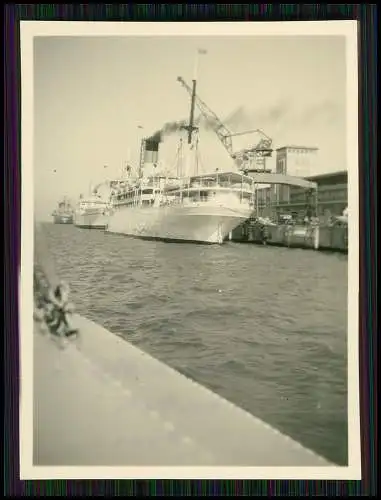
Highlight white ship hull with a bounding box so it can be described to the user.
[74,212,108,230]
[106,203,251,244]
[53,214,73,225]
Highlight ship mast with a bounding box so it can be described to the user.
[179,50,205,177]
[182,50,202,145]
[182,78,198,146]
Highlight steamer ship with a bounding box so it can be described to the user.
[106,159,256,244]
[73,190,111,230]
[105,79,260,244]
[81,56,275,243]
[51,197,74,224]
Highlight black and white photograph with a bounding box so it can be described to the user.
[21,21,360,479]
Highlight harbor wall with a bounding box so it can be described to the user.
[231,223,348,253]
[32,314,333,469]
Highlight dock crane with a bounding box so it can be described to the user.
[176,76,273,173]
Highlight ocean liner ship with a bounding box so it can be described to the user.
[106,157,256,244]
[105,80,259,243]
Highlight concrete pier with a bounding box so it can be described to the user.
[33,315,332,467]
[231,223,348,253]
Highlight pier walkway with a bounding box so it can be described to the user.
[34,315,332,467]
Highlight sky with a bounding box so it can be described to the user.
[33,34,347,220]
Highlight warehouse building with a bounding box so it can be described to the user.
[255,145,347,221]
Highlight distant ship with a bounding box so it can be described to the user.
[51,197,74,224]
[73,189,111,230]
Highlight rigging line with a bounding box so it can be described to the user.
[170,141,182,174]
[167,139,180,175]
[197,147,206,176]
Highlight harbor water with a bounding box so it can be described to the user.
[37,223,348,465]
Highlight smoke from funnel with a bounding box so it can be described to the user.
[146,107,246,147]
[147,119,188,143]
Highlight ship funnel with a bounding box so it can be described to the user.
[143,138,160,164]
[140,137,161,177]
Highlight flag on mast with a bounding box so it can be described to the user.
[198,48,207,55]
